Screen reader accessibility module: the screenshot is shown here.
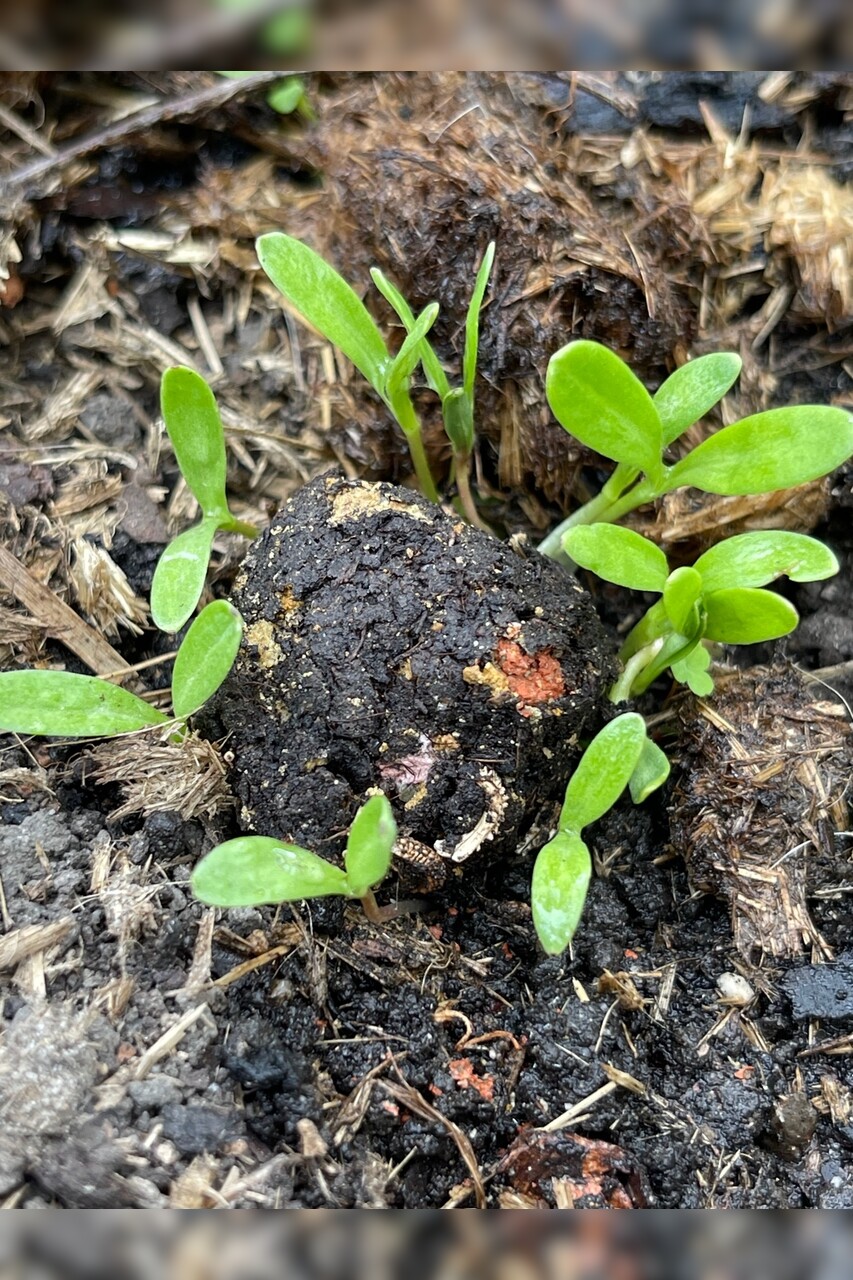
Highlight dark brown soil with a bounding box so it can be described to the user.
[1,72,853,1211]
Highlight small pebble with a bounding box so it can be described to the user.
[717,972,755,1006]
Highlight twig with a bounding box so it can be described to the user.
[3,72,286,201]
[0,544,130,676]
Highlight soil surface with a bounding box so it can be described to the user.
[1,72,852,1210]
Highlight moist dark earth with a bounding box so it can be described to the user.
[1,72,853,1210]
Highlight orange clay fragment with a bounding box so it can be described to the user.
[494,639,565,704]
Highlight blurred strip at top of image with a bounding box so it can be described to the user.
[0,0,850,70]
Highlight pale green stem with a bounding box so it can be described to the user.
[221,516,261,539]
[538,463,645,561]
[389,390,440,503]
[609,640,664,703]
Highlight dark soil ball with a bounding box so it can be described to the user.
[206,475,617,886]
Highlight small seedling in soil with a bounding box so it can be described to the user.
[538,341,853,561]
[0,599,243,738]
[564,525,839,702]
[191,792,400,923]
[151,367,258,633]
[532,712,669,955]
[256,232,495,516]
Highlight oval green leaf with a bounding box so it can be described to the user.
[191,836,349,907]
[703,588,799,644]
[546,340,663,476]
[560,712,648,834]
[258,233,390,395]
[171,599,243,720]
[694,531,839,594]
[343,793,398,898]
[662,566,703,635]
[161,367,229,520]
[654,353,742,447]
[150,517,219,634]
[666,406,853,496]
[629,736,671,804]
[531,831,592,955]
[564,523,669,592]
[0,670,169,737]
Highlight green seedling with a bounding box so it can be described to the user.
[373,242,495,530]
[151,368,258,633]
[257,232,495,514]
[538,341,853,561]
[564,525,839,702]
[191,792,399,923]
[0,600,243,738]
[532,712,669,955]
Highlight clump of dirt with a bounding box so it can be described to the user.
[203,473,617,891]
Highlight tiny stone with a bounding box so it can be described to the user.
[717,973,755,1006]
[127,1075,184,1110]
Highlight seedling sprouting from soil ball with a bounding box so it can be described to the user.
[532,713,669,954]
[564,526,839,701]
[0,600,243,738]
[256,232,494,517]
[191,792,399,923]
[538,341,853,561]
[151,367,258,633]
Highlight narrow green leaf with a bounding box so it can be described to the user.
[257,233,389,395]
[560,712,648,833]
[150,518,219,634]
[546,340,663,476]
[161,368,229,520]
[662,566,703,635]
[343,793,398,898]
[629,737,671,804]
[442,387,475,456]
[369,268,451,400]
[531,831,592,955]
[385,303,439,402]
[463,241,495,406]
[171,600,243,720]
[671,643,714,696]
[191,836,349,907]
[0,670,169,737]
[703,588,799,644]
[694,531,839,594]
[667,406,853,496]
[564,523,669,592]
[654,353,742,447]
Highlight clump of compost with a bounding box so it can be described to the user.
[208,474,616,889]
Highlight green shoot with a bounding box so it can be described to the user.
[151,369,258,633]
[257,232,439,501]
[565,525,839,702]
[190,793,399,921]
[373,243,495,529]
[0,600,244,738]
[538,341,853,561]
[532,713,668,955]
